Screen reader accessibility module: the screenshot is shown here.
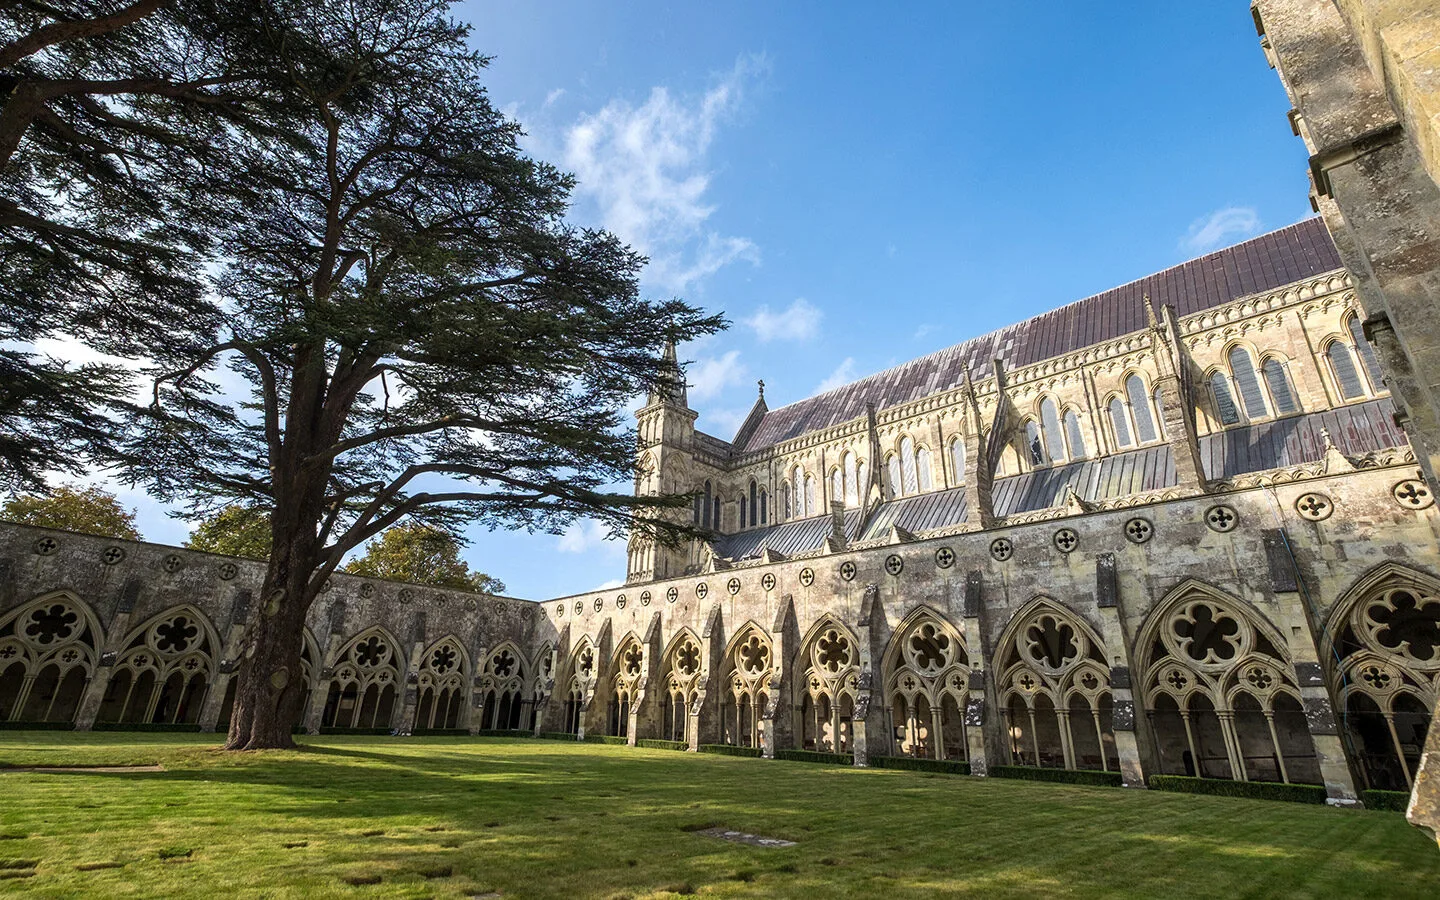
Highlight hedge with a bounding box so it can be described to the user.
[93,722,203,733]
[636,738,687,751]
[990,765,1123,787]
[473,728,532,737]
[0,721,75,731]
[869,755,970,776]
[317,726,393,735]
[535,731,580,741]
[411,728,470,737]
[1361,789,1411,812]
[775,749,853,766]
[1147,775,1326,804]
[699,744,762,758]
[583,734,627,745]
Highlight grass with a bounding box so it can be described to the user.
[0,733,1435,898]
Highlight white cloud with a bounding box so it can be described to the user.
[591,578,625,591]
[562,55,766,292]
[558,519,621,555]
[745,298,823,343]
[913,324,934,341]
[687,349,747,402]
[1181,206,1262,254]
[543,88,566,108]
[814,358,860,394]
[701,406,749,439]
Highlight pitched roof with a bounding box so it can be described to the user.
[738,218,1342,453]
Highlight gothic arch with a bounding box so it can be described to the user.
[608,631,645,738]
[992,597,1115,771]
[0,591,104,725]
[96,604,220,727]
[881,606,970,761]
[1136,580,1316,784]
[659,628,704,743]
[719,621,773,748]
[561,636,598,734]
[479,640,527,731]
[319,625,404,730]
[793,615,860,752]
[416,635,470,731]
[1321,561,1439,790]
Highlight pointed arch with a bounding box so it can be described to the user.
[96,604,221,727]
[719,620,774,748]
[608,631,646,738]
[318,625,404,730]
[660,627,705,744]
[882,605,970,761]
[0,591,105,725]
[793,615,860,753]
[416,634,470,731]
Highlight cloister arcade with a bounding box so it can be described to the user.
[884,608,971,761]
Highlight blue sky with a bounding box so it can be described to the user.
[112,2,1315,599]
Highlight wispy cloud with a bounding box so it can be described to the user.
[558,519,621,555]
[562,55,767,292]
[745,298,822,343]
[1181,206,1262,254]
[814,358,860,394]
[912,324,935,341]
[686,349,747,402]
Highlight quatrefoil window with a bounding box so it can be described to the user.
[1205,506,1238,533]
[154,616,198,654]
[739,636,770,674]
[1244,666,1273,690]
[1024,615,1078,670]
[1295,493,1332,521]
[907,623,950,673]
[492,649,516,677]
[623,644,644,676]
[431,645,457,674]
[816,630,852,672]
[1124,518,1153,544]
[727,578,741,595]
[761,573,776,591]
[1360,664,1392,690]
[675,641,701,676]
[1080,671,1100,691]
[355,636,389,667]
[935,547,955,569]
[990,539,1013,561]
[1165,669,1188,690]
[1365,589,1440,662]
[840,562,857,581]
[1053,529,1077,553]
[24,604,78,645]
[1172,603,1242,663]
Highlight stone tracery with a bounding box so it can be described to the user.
[885,609,970,760]
[97,606,217,727]
[320,627,401,730]
[0,594,100,724]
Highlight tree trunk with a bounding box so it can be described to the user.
[225,476,329,749]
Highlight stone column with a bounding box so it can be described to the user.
[198,589,253,733]
[961,570,992,776]
[1094,553,1148,788]
[75,579,142,731]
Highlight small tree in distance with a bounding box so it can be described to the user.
[185,505,272,560]
[0,484,141,540]
[347,524,504,594]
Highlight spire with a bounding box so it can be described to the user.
[647,338,688,408]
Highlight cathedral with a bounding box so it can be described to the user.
[2,218,1437,806]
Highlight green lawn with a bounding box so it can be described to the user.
[0,733,1436,898]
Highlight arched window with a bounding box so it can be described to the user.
[703,481,713,529]
[1108,397,1132,448]
[900,437,919,495]
[739,494,747,529]
[1023,420,1045,466]
[916,447,934,491]
[792,466,804,516]
[804,473,816,516]
[1328,340,1366,400]
[949,437,966,483]
[1062,409,1086,459]
[1261,358,1299,415]
[713,496,722,529]
[1126,375,1157,443]
[1210,371,1240,425]
[749,480,758,527]
[843,452,859,507]
[1228,347,1268,419]
[1347,314,1383,390]
[856,460,868,502]
[758,488,767,525]
[830,468,843,508]
[886,454,901,496]
[692,495,701,524]
[1040,398,1066,462]
[781,481,791,520]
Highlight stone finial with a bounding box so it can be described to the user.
[757,379,765,399]
[1144,292,1159,331]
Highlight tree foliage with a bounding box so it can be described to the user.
[184,504,272,559]
[347,523,504,594]
[0,484,140,539]
[117,0,722,749]
[0,1,282,490]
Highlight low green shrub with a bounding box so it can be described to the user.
[583,734,627,745]
[775,749,853,766]
[473,728,532,737]
[1147,775,1326,804]
[535,731,579,741]
[411,728,470,737]
[93,722,202,733]
[316,727,392,736]
[636,738,686,751]
[698,744,762,758]
[1361,789,1411,812]
[990,765,1123,787]
[0,721,74,731]
[870,755,970,775]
